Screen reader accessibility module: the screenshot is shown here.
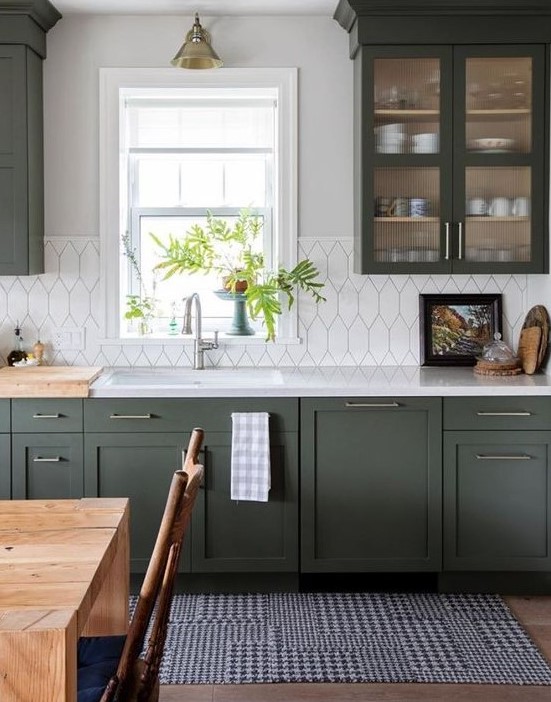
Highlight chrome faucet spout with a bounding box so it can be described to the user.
[181,293,218,369]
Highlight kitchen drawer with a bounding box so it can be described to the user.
[12,399,83,433]
[84,398,298,433]
[444,397,551,431]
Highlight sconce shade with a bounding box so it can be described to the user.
[171,13,223,69]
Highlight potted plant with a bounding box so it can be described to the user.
[121,232,157,335]
[150,209,325,341]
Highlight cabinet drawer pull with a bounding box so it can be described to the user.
[476,411,532,417]
[345,401,400,408]
[33,413,61,419]
[458,222,464,260]
[33,456,62,462]
[109,413,152,420]
[476,454,532,461]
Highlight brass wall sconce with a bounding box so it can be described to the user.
[171,12,223,69]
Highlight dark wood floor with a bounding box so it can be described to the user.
[159,595,551,702]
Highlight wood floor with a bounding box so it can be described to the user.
[158,595,551,701]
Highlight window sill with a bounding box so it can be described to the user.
[98,334,302,346]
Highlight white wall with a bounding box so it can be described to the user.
[43,14,353,239]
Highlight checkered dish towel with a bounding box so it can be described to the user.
[231,412,271,502]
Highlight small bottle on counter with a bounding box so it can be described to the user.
[7,324,27,367]
[33,339,45,366]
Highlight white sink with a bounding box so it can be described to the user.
[96,367,284,389]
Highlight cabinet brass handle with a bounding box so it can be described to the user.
[476,411,532,417]
[109,413,153,420]
[476,454,532,460]
[444,222,451,260]
[33,413,61,419]
[345,401,400,408]
[458,222,464,260]
[33,456,62,462]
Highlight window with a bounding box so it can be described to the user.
[99,68,297,342]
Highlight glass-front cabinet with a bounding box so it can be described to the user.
[360,45,546,273]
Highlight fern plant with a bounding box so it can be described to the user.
[150,210,325,341]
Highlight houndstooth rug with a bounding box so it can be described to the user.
[144,592,551,685]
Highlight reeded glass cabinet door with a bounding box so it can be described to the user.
[453,46,545,271]
[358,44,546,274]
[363,46,453,273]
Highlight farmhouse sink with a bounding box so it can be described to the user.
[96,367,284,389]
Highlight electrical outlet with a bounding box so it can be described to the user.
[52,328,85,351]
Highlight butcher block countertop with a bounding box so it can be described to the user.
[0,366,103,397]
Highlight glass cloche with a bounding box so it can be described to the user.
[478,332,518,364]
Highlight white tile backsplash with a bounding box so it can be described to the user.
[0,236,527,368]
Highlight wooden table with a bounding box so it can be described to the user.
[0,498,129,702]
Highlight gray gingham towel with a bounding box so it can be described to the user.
[230,412,271,501]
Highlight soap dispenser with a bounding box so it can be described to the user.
[7,324,27,367]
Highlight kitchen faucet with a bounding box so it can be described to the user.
[182,293,219,369]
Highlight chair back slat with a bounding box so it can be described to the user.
[99,427,204,702]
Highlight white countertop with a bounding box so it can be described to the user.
[89,366,551,398]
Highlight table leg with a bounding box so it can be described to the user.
[82,507,130,636]
[0,609,77,702]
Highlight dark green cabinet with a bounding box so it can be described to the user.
[301,397,442,572]
[191,432,298,572]
[444,431,551,571]
[83,398,299,575]
[0,45,44,275]
[0,399,10,498]
[0,2,61,275]
[11,399,83,499]
[12,433,83,499]
[336,2,549,274]
[84,432,191,573]
[442,396,551,573]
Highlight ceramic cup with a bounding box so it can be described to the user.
[409,198,430,217]
[411,132,439,153]
[466,197,488,216]
[375,196,393,217]
[512,196,530,217]
[377,135,405,154]
[488,196,511,217]
[388,197,410,217]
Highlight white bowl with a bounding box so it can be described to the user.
[470,137,515,150]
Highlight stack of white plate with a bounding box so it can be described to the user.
[375,123,405,153]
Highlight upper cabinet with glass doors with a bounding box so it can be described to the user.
[336,0,550,275]
[363,45,545,273]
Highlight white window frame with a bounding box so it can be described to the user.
[99,66,298,343]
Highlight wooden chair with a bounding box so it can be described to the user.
[77,427,205,702]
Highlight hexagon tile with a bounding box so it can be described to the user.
[0,236,529,368]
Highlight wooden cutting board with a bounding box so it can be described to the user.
[520,305,550,372]
[0,366,103,398]
[517,326,541,375]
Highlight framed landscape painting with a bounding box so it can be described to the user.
[419,294,503,366]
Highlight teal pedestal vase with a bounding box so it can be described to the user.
[215,290,255,336]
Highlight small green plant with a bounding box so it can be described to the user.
[150,209,325,341]
[122,232,157,334]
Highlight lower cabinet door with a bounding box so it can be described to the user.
[191,432,299,572]
[12,433,83,499]
[84,433,190,573]
[301,398,442,572]
[444,431,551,571]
